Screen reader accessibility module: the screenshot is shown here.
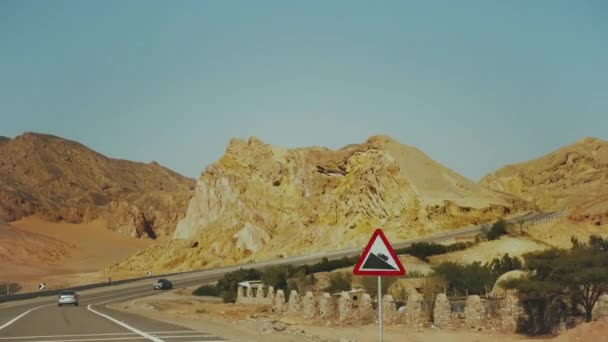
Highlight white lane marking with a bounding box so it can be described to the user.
[0,331,199,340]
[0,333,137,340]
[0,304,52,331]
[22,339,223,342]
[87,305,163,342]
[155,337,218,339]
[27,338,149,342]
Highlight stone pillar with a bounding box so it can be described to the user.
[465,295,486,330]
[405,292,424,326]
[246,286,254,299]
[500,293,525,332]
[382,295,398,325]
[592,294,608,321]
[319,293,337,319]
[358,293,375,324]
[303,291,318,319]
[236,286,244,304]
[433,293,451,328]
[255,285,265,304]
[338,291,354,322]
[288,290,301,316]
[274,289,286,313]
[266,286,275,306]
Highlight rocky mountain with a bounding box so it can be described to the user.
[481,137,608,225]
[0,132,195,238]
[109,135,532,273]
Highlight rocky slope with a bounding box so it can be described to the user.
[109,135,532,273]
[0,132,195,238]
[481,137,608,225]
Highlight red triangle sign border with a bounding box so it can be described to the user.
[353,228,406,276]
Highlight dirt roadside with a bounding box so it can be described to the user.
[107,286,608,342]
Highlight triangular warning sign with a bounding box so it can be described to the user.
[353,228,406,276]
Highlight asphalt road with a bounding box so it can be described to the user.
[0,210,564,341]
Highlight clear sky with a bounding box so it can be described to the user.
[1,1,606,180]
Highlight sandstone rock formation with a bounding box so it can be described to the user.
[113,135,532,272]
[481,137,608,224]
[0,132,195,238]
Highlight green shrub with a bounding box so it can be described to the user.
[0,282,22,296]
[433,261,497,296]
[192,284,219,297]
[486,253,522,275]
[394,241,475,261]
[325,272,352,293]
[216,268,262,303]
[261,265,296,291]
[486,219,508,240]
[361,276,397,295]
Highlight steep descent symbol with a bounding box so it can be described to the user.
[353,228,406,276]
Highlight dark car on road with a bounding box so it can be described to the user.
[153,279,173,290]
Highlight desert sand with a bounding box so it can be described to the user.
[1,217,152,291]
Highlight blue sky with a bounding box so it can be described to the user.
[1,1,606,180]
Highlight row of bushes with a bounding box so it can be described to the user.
[0,282,22,296]
[394,241,475,261]
[194,256,359,302]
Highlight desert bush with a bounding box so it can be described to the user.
[325,272,352,293]
[361,276,397,295]
[433,261,497,296]
[0,282,22,296]
[287,270,316,294]
[216,268,262,303]
[486,219,508,240]
[486,253,522,275]
[261,265,294,292]
[192,284,219,297]
[394,241,475,261]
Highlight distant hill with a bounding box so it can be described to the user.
[109,135,533,273]
[481,137,608,225]
[0,132,195,238]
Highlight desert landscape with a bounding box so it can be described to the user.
[1,132,607,341]
[1,133,607,291]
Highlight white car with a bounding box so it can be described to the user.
[58,290,79,306]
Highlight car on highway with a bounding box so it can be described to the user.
[58,290,79,306]
[153,278,173,290]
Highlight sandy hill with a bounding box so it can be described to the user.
[481,137,608,225]
[0,132,195,238]
[110,135,532,273]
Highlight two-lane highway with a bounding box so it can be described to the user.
[0,275,229,341]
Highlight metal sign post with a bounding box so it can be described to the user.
[378,276,383,342]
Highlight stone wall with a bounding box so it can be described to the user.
[464,295,485,330]
[234,286,532,331]
[500,293,525,332]
[593,294,608,321]
[433,293,451,328]
[319,293,337,319]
